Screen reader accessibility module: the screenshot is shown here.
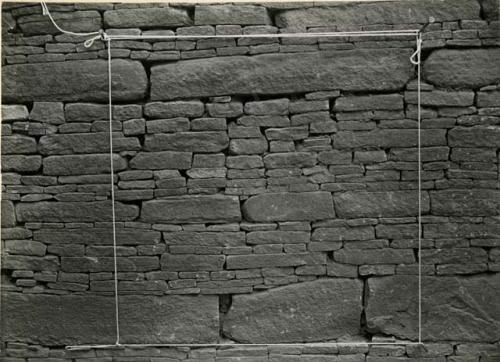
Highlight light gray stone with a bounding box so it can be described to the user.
[335,94,403,111]
[43,154,127,175]
[2,60,147,102]
[244,98,289,115]
[243,192,335,222]
[2,105,29,121]
[142,195,241,223]
[17,10,101,35]
[104,7,191,28]
[366,274,500,342]
[151,49,413,100]
[144,101,204,118]
[223,279,362,343]
[195,5,270,25]
[29,102,65,124]
[1,200,16,227]
[3,293,218,345]
[130,151,192,170]
[145,132,229,152]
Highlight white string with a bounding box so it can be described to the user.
[416,32,423,345]
[107,39,121,347]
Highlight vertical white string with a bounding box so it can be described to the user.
[416,32,422,345]
[107,38,121,346]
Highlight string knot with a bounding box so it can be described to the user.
[410,36,422,65]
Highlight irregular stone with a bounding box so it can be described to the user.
[366,274,500,342]
[448,126,500,147]
[207,102,243,118]
[4,240,46,256]
[2,105,29,121]
[243,192,335,222]
[29,102,65,125]
[151,49,413,100]
[1,200,16,227]
[334,191,430,218]
[477,91,500,107]
[230,138,268,155]
[65,103,107,122]
[2,60,147,102]
[164,232,245,247]
[16,201,139,222]
[43,154,127,175]
[130,151,192,170]
[405,90,474,107]
[318,150,351,165]
[17,10,101,35]
[34,228,160,245]
[144,101,204,118]
[145,132,229,152]
[161,254,225,271]
[226,155,264,169]
[247,231,310,245]
[2,255,59,271]
[195,5,270,25]
[430,190,500,216]
[263,152,316,168]
[1,135,37,154]
[423,48,500,89]
[104,7,191,28]
[3,292,218,344]
[61,256,158,272]
[142,195,241,223]
[335,94,403,111]
[2,155,42,172]
[223,279,362,343]
[275,0,479,27]
[334,129,446,149]
[244,98,289,115]
[39,133,140,155]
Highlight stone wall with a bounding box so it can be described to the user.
[1,1,500,361]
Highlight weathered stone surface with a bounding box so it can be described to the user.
[130,151,192,170]
[43,154,127,175]
[275,0,479,27]
[244,98,289,115]
[144,132,229,152]
[16,201,139,222]
[424,223,500,239]
[195,5,270,25]
[34,228,160,245]
[334,191,430,218]
[1,135,37,154]
[263,152,316,168]
[144,101,205,119]
[335,94,403,111]
[161,254,225,271]
[405,90,474,107]
[430,190,500,216]
[366,274,500,342]
[29,102,65,124]
[3,293,218,344]
[448,126,500,147]
[2,255,59,271]
[104,7,192,28]
[39,133,140,155]
[164,232,245,247]
[17,11,101,35]
[151,49,413,100]
[423,49,500,89]
[247,231,310,245]
[334,249,415,265]
[334,129,446,149]
[2,155,42,172]
[2,60,147,102]
[2,105,29,121]
[61,256,158,272]
[243,192,335,222]
[5,240,46,257]
[229,138,268,155]
[1,200,16,227]
[223,279,362,343]
[142,195,241,223]
[312,227,374,242]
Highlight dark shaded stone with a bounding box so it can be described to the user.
[1,201,16,227]
[423,49,500,89]
[424,223,500,239]
[144,132,229,152]
[334,129,446,149]
[448,126,500,147]
[247,231,310,245]
[142,195,241,223]
[130,151,192,170]
[366,274,500,342]
[104,7,192,28]
[2,155,42,172]
[227,252,325,270]
[1,135,37,154]
[335,94,403,111]
[430,190,500,216]
[243,192,335,222]
[195,5,270,25]
[334,191,430,218]
[38,133,140,155]
[151,49,413,100]
[17,11,102,35]
[161,254,225,271]
[34,228,160,245]
[43,154,127,175]
[334,249,415,265]
[3,292,218,345]
[16,201,139,222]
[2,60,147,102]
[2,255,59,271]
[223,279,362,343]
[164,232,245,247]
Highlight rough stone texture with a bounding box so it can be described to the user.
[130,151,192,170]
[195,5,271,25]
[335,94,403,111]
[423,49,500,89]
[43,154,127,175]
[17,10,102,35]
[39,133,140,155]
[151,49,413,100]
[275,0,480,27]
[2,60,147,102]
[16,201,139,222]
[243,192,335,222]
[104,7,192,28]
[334,191,430,218]
[34,228,160,245]
[3,292,218,344]
[1,200,16,227]
[223,279,362,343]
[431,190,500,216]
[448,126,500,147]
[142,195,241,223]
[334,129,446,149]
[366,274,500,342]
[145,132,229,152]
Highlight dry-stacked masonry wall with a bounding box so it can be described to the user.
[1,0,500,360]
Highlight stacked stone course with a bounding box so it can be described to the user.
[1,0,500,360]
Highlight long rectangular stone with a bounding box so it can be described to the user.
[43,154,127,175]
[405,90,474,106]
[246,231,310,245]
[104,7,192,28]
[312,227,374,242]
[130,151,192,170]
[16,201,139,222]
[61,256,159,272]
[34,228,160,245]
[38,133,140,155]
[3,292,218,345]
[448,126,500,147]
[164,232,245,247]
[150,49,413,100]
[334,248,415,265]
[161,254,225,271]
[144,132,229,152]
[2,60,147,102]
[335,94,403,111]
[226,253,325,269]
[142,195,241,223]
[195,5,271,25]
[334,129,446,149]
[430,190,500,216]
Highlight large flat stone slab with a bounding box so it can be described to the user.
[430,189,500,216]
[448,126,500,148]
[275,0,479,27]
[39,133,140,155]
[104,7,191,28]
[334,191,430,218]
[144,132,229,152]
[423,49,500,89]
[195,5,270,25]
[34,228,161,245]
[142,195,241,223]
[366,274,500,342]
[242,192,335,222]
[43,154,127,175]
[3,293,218,345]
[16,201,139,222]
[150,49,413,100]
[223,279,362,343]
[2,60,147,102]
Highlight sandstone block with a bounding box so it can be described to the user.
[334,248,415,265]
[312,227,374,242]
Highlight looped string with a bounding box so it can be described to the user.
[40,1,106,48]
[410,35,422,65]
